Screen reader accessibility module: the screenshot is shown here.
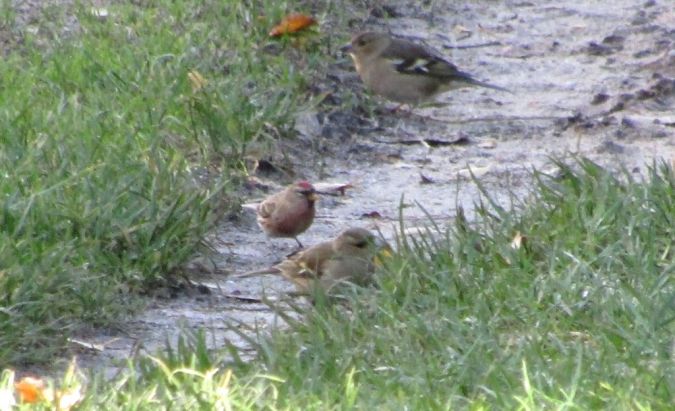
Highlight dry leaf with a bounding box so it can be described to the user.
[511,231,527,250]
[269,13,317,37]
[361,211,383,219]
[188,70,207,92]
[15,377,45,403]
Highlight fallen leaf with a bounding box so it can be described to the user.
[15,377,45,403]
[361,211,383,219]
[269,13,317,37]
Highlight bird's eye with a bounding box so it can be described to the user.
[357,39,367,47]
[354,240,368,248]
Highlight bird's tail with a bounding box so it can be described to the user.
[233,267,281,278]
[464,77,513,94]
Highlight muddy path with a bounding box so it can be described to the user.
[59,0,674,377]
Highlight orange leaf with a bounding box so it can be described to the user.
[15,377,46,403]
[269,13,316,37]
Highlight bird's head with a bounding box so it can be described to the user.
[341,32,391,60]
[293,180,318,202]
[334,227,391,258]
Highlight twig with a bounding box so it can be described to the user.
[430,115,567,124]
[373,136,470,147]
[222,293,265,303]
[443,41,502,50]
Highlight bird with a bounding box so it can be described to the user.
[257,181,318,248]
[237,227,390,294]
[342,31,510,107]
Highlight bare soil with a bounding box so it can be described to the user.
[25,0,675,377]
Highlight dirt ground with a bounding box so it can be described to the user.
[25,0,674,377]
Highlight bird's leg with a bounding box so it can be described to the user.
[283,238,305,258]
[285,248,302,258]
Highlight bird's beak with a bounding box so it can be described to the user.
[340,43,353,54]
[307,191,318,202]
[372,239,393,268]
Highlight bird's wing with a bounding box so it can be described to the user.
[285,241,334,279]
[382,38,479,82]
[257,198,276,219]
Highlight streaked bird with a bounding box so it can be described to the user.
[238,227,391,294]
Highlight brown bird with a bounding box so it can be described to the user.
[238,227,389,294]
[342,31,509,106]
[257,181,317,248]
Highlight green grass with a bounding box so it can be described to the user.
[241,159,673,409]
[1,0,673,408]
[5,159,671,409]
[0,0,341,365]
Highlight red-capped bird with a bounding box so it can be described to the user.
[257,181,317,248]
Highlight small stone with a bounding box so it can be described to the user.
[586,42,613,56]
[478,139,497,149]
[602,34,625,46]
[621,117,636,128]
[596,140,625,154]
[591,93,610,105]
